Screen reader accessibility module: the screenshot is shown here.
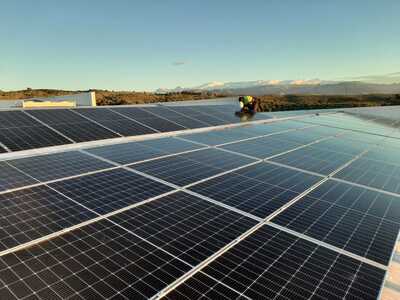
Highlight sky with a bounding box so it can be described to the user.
[1,0,399,91]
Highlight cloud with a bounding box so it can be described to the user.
[172,61,188,66]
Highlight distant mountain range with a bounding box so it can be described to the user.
[157,78,400,95]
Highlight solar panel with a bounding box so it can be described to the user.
[310,136,370,156]
[341,131,386,145]
[270,145,355,175]
[87,137,203,165]
[190,162,321,218]
[8,151,112,182]
[74,108,157,136]
[363,146,400,165]
[334,157,400,194]
[187,106,240,124]
[0,219,192,299]
[26,109,118,142]
[0,185,96,251]
[268,130,322,145]
[0,111,72,151]
[142,106,210,129]
[220,135,302,159]
[0,162,38,192]
[181,127,261,146]
[166,106,232,126]
[1,104,400,299]
[166,225,385,300]
[131,148,256,186]
[111,107,186,132]
[49,168,174,215]
[109,191,258,265]
[271,180,400,265]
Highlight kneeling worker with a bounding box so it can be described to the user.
[238,96,260,113]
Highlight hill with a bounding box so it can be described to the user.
[0,89,224,105]
[158,81,400,96]
[1,89,400,112]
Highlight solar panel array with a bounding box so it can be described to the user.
[0,104,272,153]
[0,103,399,299]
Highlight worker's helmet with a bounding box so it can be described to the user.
[238,96,244,102]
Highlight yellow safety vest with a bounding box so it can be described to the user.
[242,96,253,105]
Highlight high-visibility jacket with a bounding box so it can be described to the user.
[242,96,254,105]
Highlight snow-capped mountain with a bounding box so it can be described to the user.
[157,79,334,93]
[156,78,400,95]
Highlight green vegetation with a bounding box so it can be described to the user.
[257,94,400,112]
[1,89,400,112]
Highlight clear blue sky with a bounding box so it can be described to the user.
[1,0,399,91]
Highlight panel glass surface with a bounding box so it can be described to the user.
[131,148,256,186]
[172,225,385,300]
[272,180,400,265]
[142,107,210,129]
[0,219,192,299]
[8,151,112,182]
[163,272,241,299]
[87,137,202,165]
[270,145,355,175]
[75,108,157,136]
[221,135,302,159]
[0,185,96,251]
[50,168,174,214]
[181,128,257,146]
[166,106,231,126]
[110,192,257,265]
[111,107,186,132]
[362,147,400,165]
[190,162,321,218]
[334,157,400,194]
[0,162,38,192]
[310,136,370,155]
[0,111,71,151]
[27,109,118,142]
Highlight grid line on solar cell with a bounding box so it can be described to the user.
[131,148,256,186]
[0,185,96,253]
[7,151,112,182]
[26,109,118,142]
[271,180,400,265]
[74,108,157,136]
[334,157,400,194]
[0,219,192,300]
[49,168,174,215]
[270,145,356,175]
[189,162,321,218]
[0,162,38,192]
[110,192,258,266]
[173,225,386,300]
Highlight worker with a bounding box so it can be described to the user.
[238,96,260,113]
